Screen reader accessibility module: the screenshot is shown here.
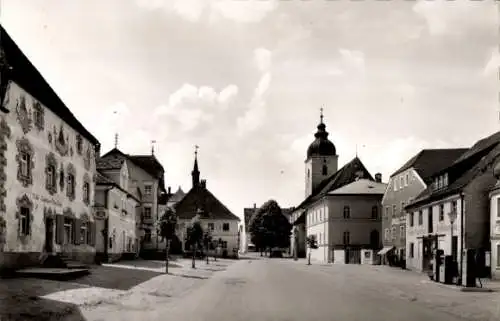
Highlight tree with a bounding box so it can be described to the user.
[249,200,292,256]
[159,207,177,274]
[203,230,212,264]
[306,235,318,265]
[186,214,204,268]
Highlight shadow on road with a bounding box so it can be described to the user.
[171,273,209,280]
[0,295,86,321]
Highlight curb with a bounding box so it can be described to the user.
[423,280,496,292]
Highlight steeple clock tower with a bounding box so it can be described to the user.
[305,108,338,197]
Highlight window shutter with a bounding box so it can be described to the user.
[74,219,81,245]
[55,214,64,244]
[90,221,96,246]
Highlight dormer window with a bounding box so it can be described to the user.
[322,164,328,176]
[443,173,448,187]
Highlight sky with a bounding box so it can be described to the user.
[1,0,499,221]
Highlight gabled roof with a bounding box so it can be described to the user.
[168,186,186,203]
[174,185,240,221]
[295,157,373,211]
[101,148,165,182]
[328,179,387,195]
[0,25,99,145]
[96,157,123,170]
[95,170,140,203]
[407,131,500,209]
[391,148,469,183]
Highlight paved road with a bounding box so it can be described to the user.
[135,257,493,321]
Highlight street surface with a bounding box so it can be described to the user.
[2,256,499,321]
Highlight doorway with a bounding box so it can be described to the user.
[45,217,54,253]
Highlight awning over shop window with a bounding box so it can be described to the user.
[377,246,395,255]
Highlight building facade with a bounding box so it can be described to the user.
[94,160,141,263]
[381,149,468,267]
[406,131,500,284]
[99,148,166,252]
[292,111,384,264]
[0,26,100,271]
[488,162,500,280]
[173,151,240,258]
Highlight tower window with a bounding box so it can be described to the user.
[307,169,310,178]
[322,164,328,175]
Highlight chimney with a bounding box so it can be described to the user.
[200,179,206,188]
[253,203,256,209]
[375,173,382,183]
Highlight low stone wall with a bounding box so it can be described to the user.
[0,252,41,275]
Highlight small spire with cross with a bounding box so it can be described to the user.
[195,145,199,158]
[114,133,119,149]
[320,106,324,124]
[151,140,156,155]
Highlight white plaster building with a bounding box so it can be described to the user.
[0,26,100,272]
[488,162,500,280]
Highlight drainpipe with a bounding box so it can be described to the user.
[459,192,465,284]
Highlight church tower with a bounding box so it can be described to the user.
[192,146,200,188]
[305,109,338,197]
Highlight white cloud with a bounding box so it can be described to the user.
[483,48,500,76]
[210,0,278,23]
[339,48,365,75]
[217,84,239,105]
[254,47,272,72]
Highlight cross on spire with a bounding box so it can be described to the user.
[195,145,199,157]
[151,140,156,155]
[114,133,119,148]
[320,106,324,124]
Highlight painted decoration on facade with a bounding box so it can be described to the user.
[66,162,76,201]
[33,101,45,131]
[84,147,91,171]
[70,146,74,157]
[55,124,69,157]
[48,132,52,145]
[15,137,35,188]
[16,194,34,242]
[0,116,11,213]
[63,207,75,218]
[45,152,58,195]
[80,212,90,222]
[16,95,32,134]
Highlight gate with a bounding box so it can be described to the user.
[345,248,361,264]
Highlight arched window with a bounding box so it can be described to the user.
[371,206,378,219]
[343,231,350,245]
[322,164,328,175]
[343,206,350,219]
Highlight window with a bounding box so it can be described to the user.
[401,201,405,215]
[319,211,323,222]
[63,218,73,244]
[83,182,90,204]
[76,135,83,154]
[47,165,56,189]
[20,152,31,177]
[409,243,414,258]
[392,205,397,218]
[498,198,500,218]
[67,174,75,196]
[385,206,389,218]
[307,169,310,178]
[208,223,214,231]
[409,213,414,227]
[393,179,397,191]
[391,227,396,240]
[400,176,404,188]
[443,173,448,187]
[322,164,328,176]
[59,168,65,189]
[144,229,151,242]
[371,206,378,219]
[80,222,88,244]
[343,231,350,245]
[418,211,423,225]
[452,200,458,213]
[19,206,31,236]
[223,223,230,231]
[143,207,152,219]
[405,174,409,186]
[384,228,390,241]
[144,184,152,195]
[343,206,350,219]
[439,204,444,221]
[400,225,405,238]
[428,207,433,233]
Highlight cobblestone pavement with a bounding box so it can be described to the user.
[0,257,235,321]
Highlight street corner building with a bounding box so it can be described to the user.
[380,148,468,268]
[94,159,141,263]
[290,112,387,264]
[405,131,500,285]
[97,147,167,255]
[172,150,240,258]
[0,25,100,272]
